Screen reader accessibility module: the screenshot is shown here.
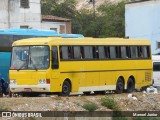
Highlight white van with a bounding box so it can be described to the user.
[152,55,160,87]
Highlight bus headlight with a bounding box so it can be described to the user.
[10,80,16,84]
[38,79,46,84]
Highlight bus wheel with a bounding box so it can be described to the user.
[127,78,135,93]
[60,81,71,96]
[115,78,124,94]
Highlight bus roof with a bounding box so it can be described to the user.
[152,55,160,61]
[12,37,151,46]
[0,28,84,38]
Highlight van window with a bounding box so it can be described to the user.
[153,62,160,71]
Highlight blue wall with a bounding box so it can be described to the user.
[125,1,160,54]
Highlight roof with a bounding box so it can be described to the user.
[42,15,71,22]
[0,28,83,38]
[152,55,160,61]
[126,0,151,4]
[12,37,151,46]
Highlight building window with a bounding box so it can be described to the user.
[20,26,29,29]
[50,28,57,32]
[20,0,29,8]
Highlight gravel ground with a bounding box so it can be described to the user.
[0,91,160,120]
[0,92,160,111]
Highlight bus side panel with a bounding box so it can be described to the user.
[71,73,85,92]
[99,72,116,90]
[0,52,11,81]
[136,60,152,89]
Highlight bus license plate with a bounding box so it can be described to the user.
[24,88,32,92]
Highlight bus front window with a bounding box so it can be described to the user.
[28,46,50,69]
[11,46,50,70]
[11,47,29,70]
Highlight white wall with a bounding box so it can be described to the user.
[125,0,160,54]
[0,0,41,29]
[0,0,68,33]
[41,21,66,33]
[9,0,41,29]
[0,0,9,29]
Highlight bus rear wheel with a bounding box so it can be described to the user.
[127,78,135,93]
[115,78,124,94]
[59,81,71,96]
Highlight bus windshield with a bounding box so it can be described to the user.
[11,46,50,70]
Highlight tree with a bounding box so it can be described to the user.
[41,0,126,38]
[41,0,77,19]
[97,1,126,37]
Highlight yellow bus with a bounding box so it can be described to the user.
[9,37,152,96]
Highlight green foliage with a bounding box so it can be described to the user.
[101,96,119,110]
[41,0,77,18]
[0,106,9,111]
[82,103,97,111]
[41,0,127,38]
[97,1,126,37]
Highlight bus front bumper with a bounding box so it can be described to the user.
[10,84,50,93]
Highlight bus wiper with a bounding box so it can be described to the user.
[17,62,27,71]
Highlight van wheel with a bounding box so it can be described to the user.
[115,78,124,94]
[127,78,135,93]
[59,81,71,96]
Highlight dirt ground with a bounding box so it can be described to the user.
[0,91,160,120]
[0,91,160,111]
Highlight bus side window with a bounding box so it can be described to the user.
[98,46,106,59]
[104,46,110,59]
[52,46,59,69]
[73,46,81,59]
[126,46,131,58]
[137,46,144,58]
[68,46,73,59]
[144,46,150,58]
[121,46,127,59]
[92,46,99,59]
[153,62,160,71]
[131,46,138,59]
[146,46,151,58]
[61,46,68,60]
[84,46,93,59]
[110,46,116,59]
[115,46,121,58]
[80,46,85,59]
[59,46,62,59]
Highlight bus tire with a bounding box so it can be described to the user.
[60,81,71,96]
[115,78,124,94]
[127,78,135,93]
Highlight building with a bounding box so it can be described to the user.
[0,0,71,34]
[125,0,160,54]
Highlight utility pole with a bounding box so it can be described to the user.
[92,0,95,20]
[89,0,96,37]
